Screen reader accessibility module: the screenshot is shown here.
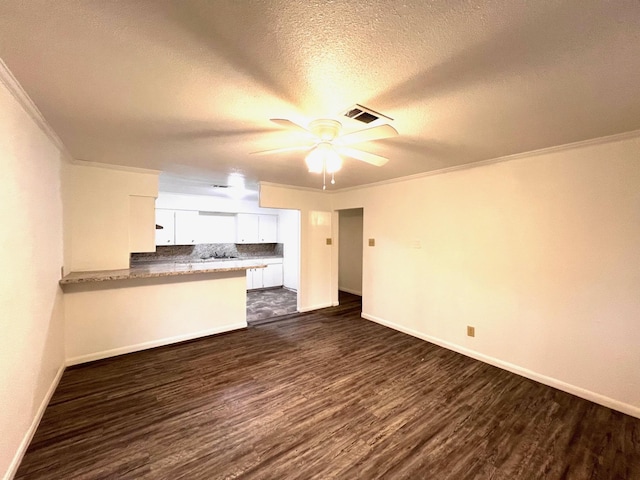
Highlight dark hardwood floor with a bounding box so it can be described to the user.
[17,292,640,479]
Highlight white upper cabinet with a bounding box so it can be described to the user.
[174,210,200,245]
[157,210,277,246]
[236,214,278,243]
[258,215,278,243]
[155,209,176,246]
[236,213,260,243]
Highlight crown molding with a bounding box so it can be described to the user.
[333,128,640,194]
[0,58,71,156]
[259,181,326,194]
[71,158,162,175]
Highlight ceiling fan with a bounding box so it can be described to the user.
[251,118,398,189]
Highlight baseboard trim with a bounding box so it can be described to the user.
[338,287,362,296]
[5,363,65,480]
[299,302,333,313]
[65,323,247,366]
[361,312,640,419]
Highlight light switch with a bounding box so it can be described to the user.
[368,238,375,247]
[326,238,332,245]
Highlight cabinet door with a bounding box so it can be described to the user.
[262,263,283,288]
[258,215,278,243]
[174,210,200,245]
[246,268,264,290]
[155,209,175,246]
[246,268,253,290]
[237,214,259,243]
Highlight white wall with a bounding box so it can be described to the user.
[333,133,640,417]
[278,209,300,291]
[338,208,363,296]
[260,184,334,311]
[65,162,158,272]
[64,272,247,365]
[0,66,66,479]
[156,192,283,215]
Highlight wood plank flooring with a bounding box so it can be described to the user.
[16,292,640,479]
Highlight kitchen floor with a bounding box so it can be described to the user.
[246,287,297,323]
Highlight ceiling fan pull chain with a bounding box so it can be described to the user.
[323,163,326,190]
[331,172,336,185]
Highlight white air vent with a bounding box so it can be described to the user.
[342,104,392,124]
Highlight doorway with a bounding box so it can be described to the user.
[338,208,364,300]
[246,208,300,324]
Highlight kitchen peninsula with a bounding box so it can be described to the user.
[61,258,267,366]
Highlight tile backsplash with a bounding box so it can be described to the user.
[131,243,283,265]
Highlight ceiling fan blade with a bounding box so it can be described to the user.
[340,124,399,145]
[251,144,314,156]
[339,147,389,167]
[270,118,310,133]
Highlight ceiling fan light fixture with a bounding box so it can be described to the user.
[305,142,342,174]
[324,149,342,173]
[305,146,324,173]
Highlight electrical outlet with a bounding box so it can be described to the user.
[368,238,375,247]
[467,326,475,337]
[326,238,332,245]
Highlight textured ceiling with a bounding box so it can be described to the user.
[1,0,640,191]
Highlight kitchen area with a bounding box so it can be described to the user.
[141,194,300,322]
[59,164,301,365]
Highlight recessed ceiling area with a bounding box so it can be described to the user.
[1,1,639,190]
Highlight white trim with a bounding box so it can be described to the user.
[260,129,640,195]
[0,58,69,156]
[298,302,333,313]
[362,312,640,419]
[5,363,65,480]
[71,159,162,175]
[65,323,246,366]
[334,128,640,194]
[259,181,323,194]
[339,287,362,296]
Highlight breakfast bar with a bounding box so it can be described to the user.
[61,260,266,365]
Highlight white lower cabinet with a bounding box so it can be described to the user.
[246,260,283,290]
[246,268,262,290]
[263,263,284,288]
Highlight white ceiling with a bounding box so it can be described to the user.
[1,1,639,191]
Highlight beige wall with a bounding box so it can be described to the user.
[64,162,159,272]
[0,69,66,478]
[260,184,334,311]
[338,208,363,295]
[64,272,247,365]
[260,134,640,418]
[333,134,640,417]
[278,209,300,291]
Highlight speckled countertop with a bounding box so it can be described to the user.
[60,259,268,285]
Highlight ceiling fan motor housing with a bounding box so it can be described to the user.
[309,119,341,141]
